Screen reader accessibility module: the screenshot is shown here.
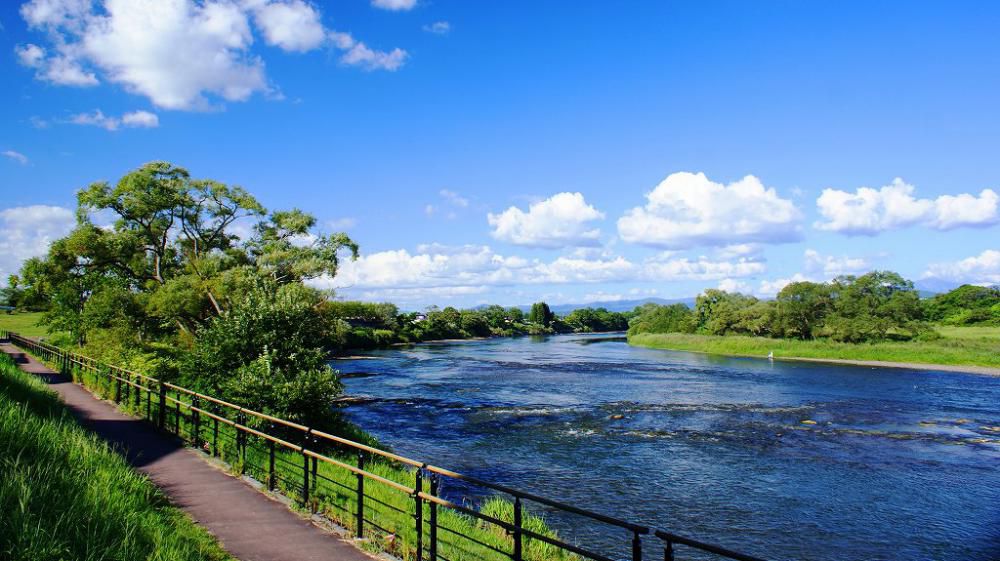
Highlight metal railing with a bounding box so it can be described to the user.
[1,330,770,561]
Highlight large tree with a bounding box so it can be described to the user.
[17,162,358,425]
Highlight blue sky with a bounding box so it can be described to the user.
[2,0,999,308]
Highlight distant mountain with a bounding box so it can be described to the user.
[914,278,961,296]
[545,297,696,314]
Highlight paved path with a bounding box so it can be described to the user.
[1,342,374,561]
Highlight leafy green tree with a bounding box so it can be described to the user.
[627,303,696,335]
[825,271,925,342]
[924,285,1000,325]
[16,161,358,427]
[775,281,833,339]
[528,302,554,327]
[695,289,759,335]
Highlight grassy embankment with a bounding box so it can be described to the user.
[0,353,234,561]
[0,311,50,338]
[14,335,577,561]
[629,326,1000,368]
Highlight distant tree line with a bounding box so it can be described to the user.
[629,271,999,343]
[322,300,630,350]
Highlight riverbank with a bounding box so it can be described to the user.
[628,331,1000,375]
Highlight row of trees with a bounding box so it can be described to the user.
[629,272,999,342]
[323,300,630,350]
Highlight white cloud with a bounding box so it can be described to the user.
[423,21,449,34]
[641,256,766,281]
[331,30,408,71]
[757,273,813,297]
[0,205,76,284]
[2,151,29,165]
[251,0,326,52]
[327,217,358,230]
[120,110,159,127]
[815,178,999,235]
[488,192,605,248]
[315,244,763,302]
[718,278,752,294]
[715,243,763,259]
[68,109,159,131]
[371,0,417,11]
[923,250,1000,285]
[617,172,802,249]
[16,0,407,109]
[15,43,46,67]
[803,249,869,277]
[439,189,468,208]
[16,41,99,85]
[425,189,469,219]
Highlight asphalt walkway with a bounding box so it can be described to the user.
[0,342,374,561]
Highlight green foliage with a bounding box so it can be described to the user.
[694,289,763,335]
[528,302,554,327]
[924,284,1000,325]
[634,271,929,345]
[822,271,925,342]
[182,273,343,429]
[0,355,233,561]
[563,307,629,333]
[14,161,358,431]
[628,303,696,335]
[774,281,833,339]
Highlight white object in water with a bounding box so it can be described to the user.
[767,351,774,360]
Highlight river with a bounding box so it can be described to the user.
[334,333,1000,561]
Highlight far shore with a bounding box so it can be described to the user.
[629,334,1000,377]
[772,356,1000,376]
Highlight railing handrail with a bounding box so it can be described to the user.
[3,331,771,561]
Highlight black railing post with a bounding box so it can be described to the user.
[158,382,167,429]
[311,456,318,512]
[174,397,181,435]
[633,530,643,561]
[237,413,246,475]
[664,540,674,561]
[302,429,311,506]
[356,452,365,538]
[513,496,523,561]
[415,469,423,561]
[268,439,276,491]
[146,386,152,420]
[192,396,201,448]
[213,413,219,457]
[429,474,439,561]
[133,374,140,410]
[302,449,310,506]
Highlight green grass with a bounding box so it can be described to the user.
[22,344,580,561]
[0,354,234,561]
[0,311,50,338]
[933,325,1000,340]
[628,328,1000,368]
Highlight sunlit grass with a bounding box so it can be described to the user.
[0,312,50,338]
[628,329,1000,368]
[0,354,234,561]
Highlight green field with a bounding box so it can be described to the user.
[629,327,1000,369]
[0,354,234,561]
[0,312,50,338]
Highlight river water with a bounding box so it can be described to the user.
[335,334,1000,561]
